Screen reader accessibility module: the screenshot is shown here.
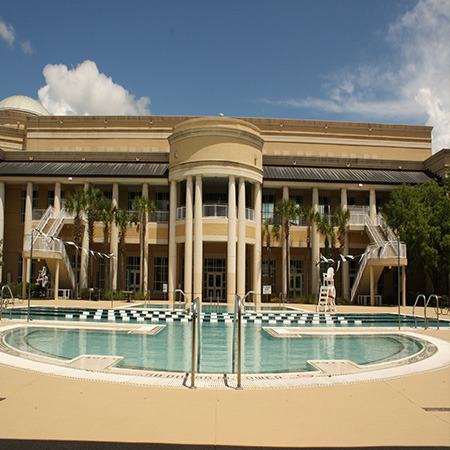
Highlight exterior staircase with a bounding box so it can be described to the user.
[23,206,76,291]
[350,209,407,303]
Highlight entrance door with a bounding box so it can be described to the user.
[126,256,140,291]
[290,260,304,299]
[206,272,223,301]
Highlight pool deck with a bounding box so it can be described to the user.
[1,299,449,448]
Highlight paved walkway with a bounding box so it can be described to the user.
[0,300,449,447]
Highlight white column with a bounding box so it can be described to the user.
[23,182,33,298]
[54,260,60,300]
[0,182,4,284]
[237,178,246,298]
[110,183,119,290]
[184,177,194,303]
[369,189,376,223]
[193,175,203,302]
[311,187,320,294]
[168,180,177,304]
[370,265,375,306]
[80,183,89,290]
[341,188,350,300]
[253,182,262,306]
[142,183,150,294]
[54,182,61,216]
[282,186,289,298]
[227,176,237,303]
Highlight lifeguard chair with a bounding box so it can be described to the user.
[317,267,337,312]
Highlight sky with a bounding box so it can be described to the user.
[0,0,449,152]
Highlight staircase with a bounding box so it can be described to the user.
[24,207,76,290]
[350,211,407,303]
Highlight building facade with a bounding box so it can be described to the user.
[0,95,448,305]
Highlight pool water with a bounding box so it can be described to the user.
[5,324,423,374]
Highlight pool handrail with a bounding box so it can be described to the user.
[1,285,15,321]
[190,297,201,388]
[232,294,243,389]
[425,294,440,330]
[175,288,189,312]
[242,290,256,312]
[413,294,426,328]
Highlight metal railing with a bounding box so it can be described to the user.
[189,297,201,388]
[232,295,243,389]
[0,285,15,320]
[175,288,189,312]
[413,294,426,328]
[47,208,74,237]
[203,204,228,218]
[176,206,186,220]
[33,206,55,243]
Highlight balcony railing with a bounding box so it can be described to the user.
[175,204,255,220]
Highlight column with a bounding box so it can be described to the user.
[0,182,4,284]
[110,183,119,290]
[79,183,89,290]
[369,189,376,223]
[142,183,149,293]
[22,182,33,298]
[369,265,375,306]
[54,260,60,300]
[281,186,289,298]
[193,175,203,302]
[237,178,246,298]
[341,188,350,300]
[401,266,406,307]
[311,187,320,295]
[54,182,61,216]
[184,177,194,304]
[227,176,237,303]
[253,182,262,306]
[168,180,177,304]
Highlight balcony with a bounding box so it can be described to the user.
[176,204,255,220]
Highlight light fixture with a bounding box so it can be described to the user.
[358,183,363,187]
[68,177,73,181]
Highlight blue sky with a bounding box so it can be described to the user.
[1,0,449,151]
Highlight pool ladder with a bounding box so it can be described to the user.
[189,297,201,388]
[0,285,15,320]
[413,294,440,329]
[231,294,243,389]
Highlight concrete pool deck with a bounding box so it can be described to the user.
[0,299,449,448]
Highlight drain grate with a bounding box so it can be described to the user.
[422,407,450,412]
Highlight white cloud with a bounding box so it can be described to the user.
[21,40,34,55]
[0,18,15,46]
[38,60,151,116]
[267,0,450,153]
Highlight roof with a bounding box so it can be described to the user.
[263,166,433,184]
[0,162,168,177]
[0,95,49,116]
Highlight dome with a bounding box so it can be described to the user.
[0,95,49,116]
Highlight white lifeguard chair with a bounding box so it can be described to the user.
[317,267,337,312]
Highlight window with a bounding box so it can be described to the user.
[47,190,55,207]
[156,191,169,211]
[103,190,112,201]
[127,191,140,210]
[290,195,303,225]
[20,189,39,222]
[319,196,330,216]
[153,256,168,291]
[262,194,276,223]
[262,259,277,296]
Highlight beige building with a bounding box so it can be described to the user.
[0,95,448,306]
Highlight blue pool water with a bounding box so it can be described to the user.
[5,325,423,374]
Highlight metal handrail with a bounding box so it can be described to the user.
[427,295,440,330]
[1,285,15,320]
[190,297,200,388]
[175,288,189,312]
[232,295,243,389]
[413,294,426,328]
[242,290,256,312]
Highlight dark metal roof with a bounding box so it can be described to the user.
[0,162,168,178]
[263,166,433,184]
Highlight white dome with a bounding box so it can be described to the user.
[0,95,49,116]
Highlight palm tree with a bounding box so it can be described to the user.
[98,196,116,293]
[275,199,299,300]
[64,188,86,298]
[299,205,316,296]
[132,196,157,292]
[84,186,104,288]
[115,208,131,291]
[261,221,280,294]
[333,206,350,299]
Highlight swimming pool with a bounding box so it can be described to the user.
[3,305,448,328]
[3,324,425,374]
